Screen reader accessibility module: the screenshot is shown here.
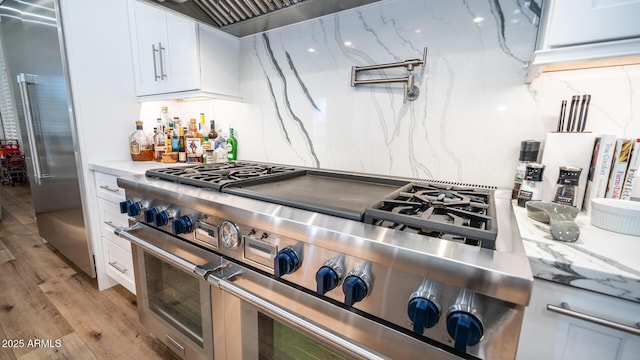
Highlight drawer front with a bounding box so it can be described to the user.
[103,236,136,294]
[98,198,129,235]
[95,171,125,202]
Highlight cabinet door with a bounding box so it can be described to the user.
[162,11,200,93]
[546,0,640,47]
[198,25,241,99]
[131,0,168,95]
[517,279,640,360]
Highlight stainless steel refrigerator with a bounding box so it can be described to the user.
[0,0,95,277]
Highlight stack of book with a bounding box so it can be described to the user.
[583,136,640,213]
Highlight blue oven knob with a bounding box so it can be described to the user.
[144,208,159,224]
[173,216,193,235]
[408,297,440,333]
[127,202,142,217]
[155,211,170,227]
[119,200,132,214]
[446,312,483,353]
[315,266,339,295]
[274,247,300,278]
[342,276,368,307]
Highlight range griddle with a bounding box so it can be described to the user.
[223,170,409,221]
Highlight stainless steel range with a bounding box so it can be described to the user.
[116,161,532,359]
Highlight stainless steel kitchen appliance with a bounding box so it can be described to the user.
[0,0,95,277]
[117,161,533,359]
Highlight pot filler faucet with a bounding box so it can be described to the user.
[350,47,427,103]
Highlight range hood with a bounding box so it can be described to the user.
[152,0,382,37]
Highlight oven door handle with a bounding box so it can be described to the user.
[115,223,198,273]
[206,273,389,360]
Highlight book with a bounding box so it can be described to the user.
[620,139,640,201]
[605,138,634,199]
[582,135,617,213]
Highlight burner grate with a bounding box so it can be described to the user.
[364,182,498,249]
[145,162,301,191]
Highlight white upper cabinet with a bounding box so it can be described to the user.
[544,0,640,47]
[527,0,640,82]
[128,0,241,100]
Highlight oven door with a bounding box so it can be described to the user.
[207,262,461,360]
[117,223,222,360]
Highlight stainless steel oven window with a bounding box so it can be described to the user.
[257,312,353,360]
[222,290,357,360]
[143,252,204,347]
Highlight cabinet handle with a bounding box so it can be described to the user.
[99,185,119,193]
[547,302,640,336]
[157,42,167,79]
[104,221,116,229]
[108,261,128,274]
[152,44,160,81]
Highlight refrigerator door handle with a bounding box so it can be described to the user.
[17,73,43,185]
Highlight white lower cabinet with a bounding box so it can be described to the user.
[94,171,136,294]
[517,279,640,360]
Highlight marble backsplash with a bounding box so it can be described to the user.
[142,0,640,190]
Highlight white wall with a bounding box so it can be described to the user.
[138,0,640,190]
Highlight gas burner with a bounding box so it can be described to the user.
[364,182,497,249]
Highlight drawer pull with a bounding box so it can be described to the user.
[165,335,185,357]
[108,261,128,274]
[547,302,640,336]
[100,185,120,193]
[104,221,116,229]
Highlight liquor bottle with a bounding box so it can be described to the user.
[208,120,218,146]
[186,118,204,163]
[154,122,167,162]
[178,126,186,163]
[130,120,154,161]
[171,121,179,153]
[198,113,208,138]
[166,124,174,153]
[160,106,171,130]
[227,127,237,162]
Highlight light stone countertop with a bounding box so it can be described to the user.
[512,202,640,303]
[89,159,177,177]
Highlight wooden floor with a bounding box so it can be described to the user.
[0,184,178,360]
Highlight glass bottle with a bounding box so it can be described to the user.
[154,123,167,162]
[208,120,218,146]
[171,119,180,153]
[512,140,540,199]
[517,163,545,207]
[186,118,204,163]
[166,124,174,154]
[553,166,582,207]
[202,137,211,152]
[160,106,171,130]
[130,120,154,161]
[227,127,237,162]
[178,126,186,163]
[198,113,208,138]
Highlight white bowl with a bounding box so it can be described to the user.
[591,198,640,236]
